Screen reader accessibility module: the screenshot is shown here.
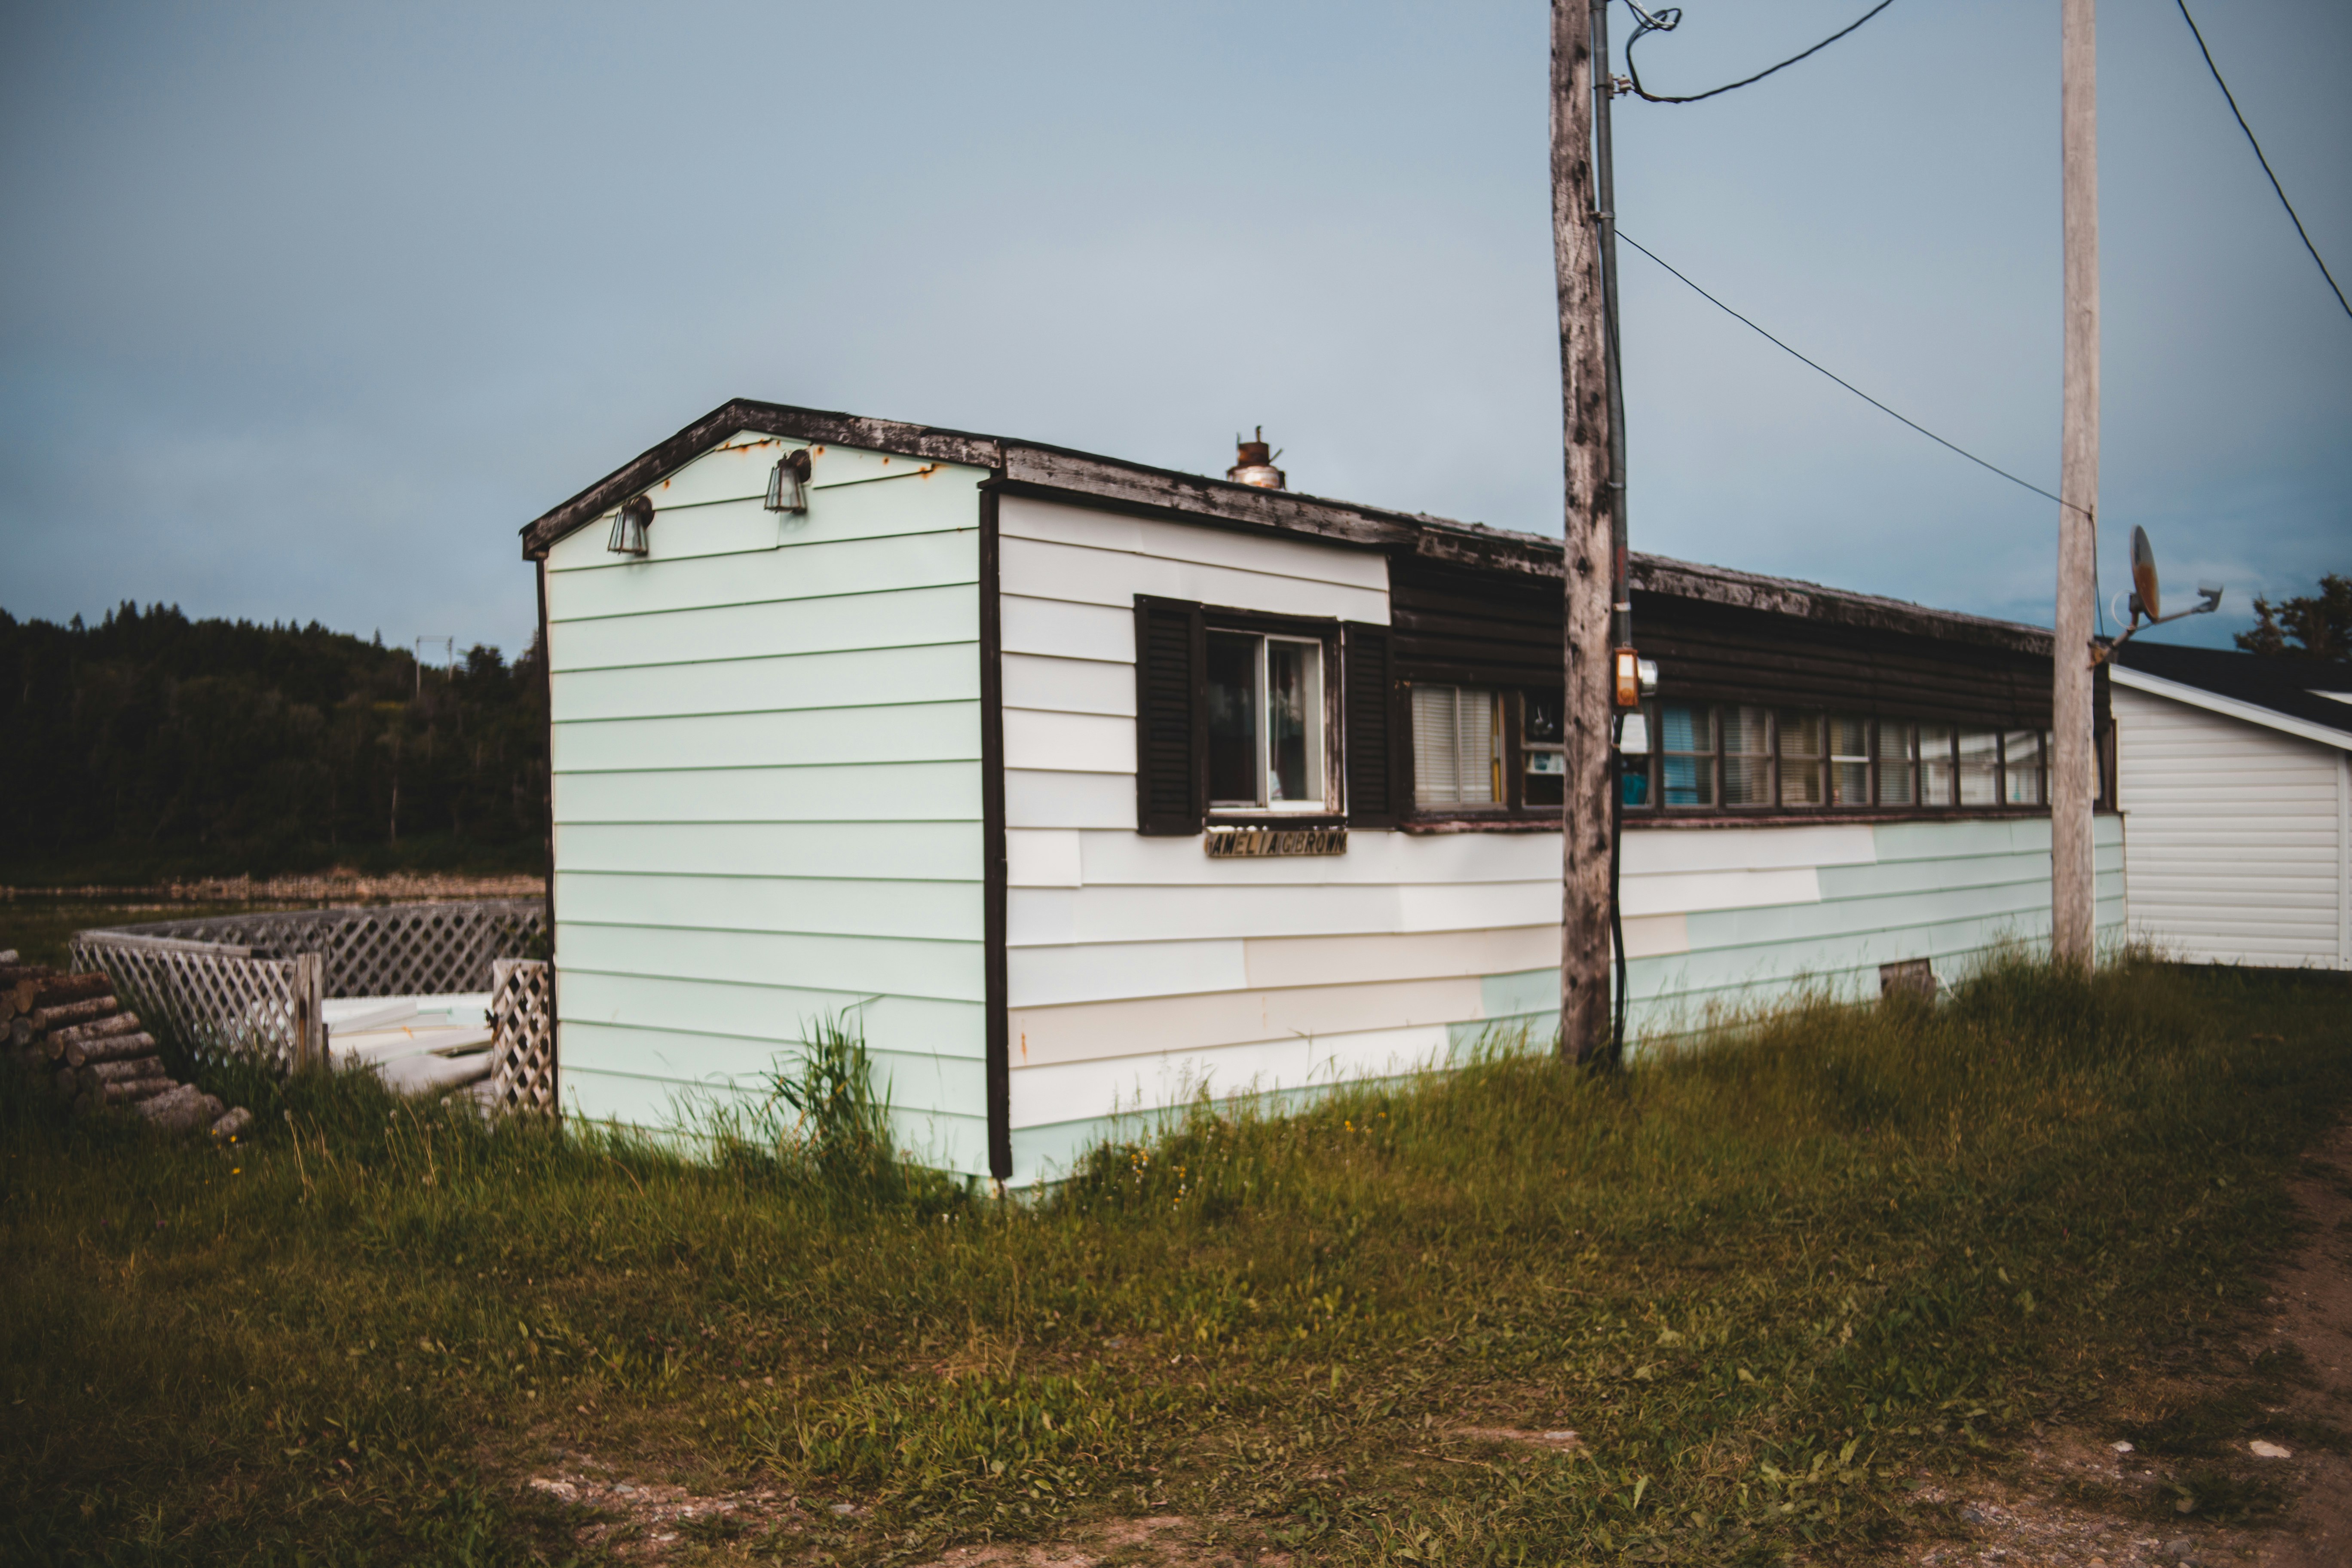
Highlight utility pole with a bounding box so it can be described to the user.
[2052,0,2098,968]
[1551,0,1615,1061]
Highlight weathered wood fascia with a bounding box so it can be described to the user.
[519,399,1006,560]
[1399,526,2054,658]
[516,399,2053,662]
[1632,554,2055,658]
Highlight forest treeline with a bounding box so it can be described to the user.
[0,603,547,882]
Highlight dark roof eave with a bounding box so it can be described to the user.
[521,398,2053,655]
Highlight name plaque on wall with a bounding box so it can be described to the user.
[1202,827,1348,858]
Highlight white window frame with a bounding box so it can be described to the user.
[1207,631,1329,815]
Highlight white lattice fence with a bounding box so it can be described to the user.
[487,959,556,1117]
[76,900,546,999]
[69,934,323,1072]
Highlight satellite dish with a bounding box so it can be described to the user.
[2129,525,2161,622]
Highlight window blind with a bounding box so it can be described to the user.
[1411,684,1497,807]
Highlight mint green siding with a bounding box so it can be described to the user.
[543,435,989,1172]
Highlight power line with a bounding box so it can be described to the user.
[1622,1,1896,106]
[1615,229,2080,514]
[2174,0,2349,321]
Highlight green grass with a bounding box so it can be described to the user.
[1,954,2346,1566]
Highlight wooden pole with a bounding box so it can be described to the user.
[1552,0,1615,1060]
[2052,0,2098,968]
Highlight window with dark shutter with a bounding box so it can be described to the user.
[1342,622,1396,827]
[1133,597,1205,834]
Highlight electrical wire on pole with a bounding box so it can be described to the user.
[2173,0,2349,321]
[1620,1,1897,104]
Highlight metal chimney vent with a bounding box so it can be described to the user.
[1227,427,1286,490]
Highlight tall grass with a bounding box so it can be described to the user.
[1,953,2345,1566]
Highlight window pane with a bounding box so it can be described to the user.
[1523,691,1567,807]
[1779,710,1823,806]
[1724,704,1771,806]
[1267,640,1321,805]
[1206,632,1259,805]
[1957,728,1999,805]
[1412,684,1497,807]
[1524,690,1564,746]
[1660,702,1714,807]
[1918,724,1955,806]
[1830,715,1871,805]
[1874,721,1914,805]
[2003,729,2044,805]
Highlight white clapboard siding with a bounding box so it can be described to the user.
[554,765,981,827]
[551,529,979,622]
[545,434,992,1158]
[2115,684,2349,968]
[549,583,979,672]
[553,700,980,773]
[553,643,980,723]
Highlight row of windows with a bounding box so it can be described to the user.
[1412,686,2054,814]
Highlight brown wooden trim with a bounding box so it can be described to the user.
[536,556,560,1096]
[978,489,1010,1182]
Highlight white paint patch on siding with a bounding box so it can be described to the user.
[545,434,992,1167]
[999,535,1386,625]
[1011,977,1485,1068]
[999,496,1389,597]
[1008,1023,1452,1141]
[2114,683,2348,968]
[1000,596,1133,662]
[1004,653,1133,717]
[1002,707,1134,774]
[1624,824,1877,874]
[1010,939,1251,1009]
[1007,830,1084,888]
[1005,769,1134,830]
[1619,867,1822,917]
[1240,928,1559,990]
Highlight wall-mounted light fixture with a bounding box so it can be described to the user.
[606,495,654,556]
[766,449,813,514]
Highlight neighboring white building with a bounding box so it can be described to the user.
[2112,643,2352,970]
[521,400,2123,1184]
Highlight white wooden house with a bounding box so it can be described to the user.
[521,401,2123,1184]
[2111,642,2352,968]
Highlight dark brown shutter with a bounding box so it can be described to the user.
[1133,596,1205,835]
[1343,621,1398,827]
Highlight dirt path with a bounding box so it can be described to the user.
[1901,1121,2352,1568]
[2248,1119,2352,1568]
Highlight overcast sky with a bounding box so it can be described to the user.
[3,0,2344,660]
